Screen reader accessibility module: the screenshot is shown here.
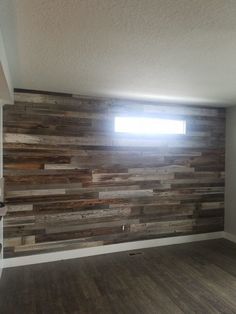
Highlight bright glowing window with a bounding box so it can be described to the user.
[114,117,186,135]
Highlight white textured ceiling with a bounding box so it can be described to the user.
[1,0,236,105]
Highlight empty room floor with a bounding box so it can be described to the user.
[1,239,236,314]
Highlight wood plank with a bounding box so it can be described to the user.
[3,92,225,257]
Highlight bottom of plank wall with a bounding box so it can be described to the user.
[3,231,224,268]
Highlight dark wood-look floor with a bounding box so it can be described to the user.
[1,239,236,314]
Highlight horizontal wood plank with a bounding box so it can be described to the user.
[3,92,225,256]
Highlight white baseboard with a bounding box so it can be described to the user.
[223,231,236,243]
[3,231,224,268]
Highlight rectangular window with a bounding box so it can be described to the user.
[114,117,186,135]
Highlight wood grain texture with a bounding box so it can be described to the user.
[3,92,225,257]
[1,239,236,314]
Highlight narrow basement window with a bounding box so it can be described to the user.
[114,117,186,135]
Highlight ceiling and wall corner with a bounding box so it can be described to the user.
[1,0,236,106]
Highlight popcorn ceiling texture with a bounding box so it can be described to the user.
[1,0,236,104]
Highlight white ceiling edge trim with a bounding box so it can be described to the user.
[0,28,13,105]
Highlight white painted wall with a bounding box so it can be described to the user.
[0,28,13,105]
[0,106,3,278]
[225,106,236,236]
[0,25,12,277]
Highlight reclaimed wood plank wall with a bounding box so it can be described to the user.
[3,91,225,257]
